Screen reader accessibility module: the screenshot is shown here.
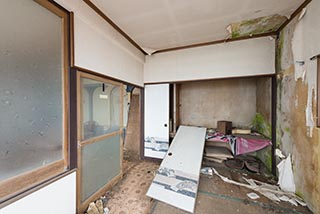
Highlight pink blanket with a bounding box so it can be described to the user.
[206,132,271,155]
[236,137,271,155]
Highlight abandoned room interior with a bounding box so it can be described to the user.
[1,0,320,213]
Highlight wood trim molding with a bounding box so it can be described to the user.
[271,76,277,175]
[80,131,121,146]
[79,71,122,87]
[144,74,276,85]
[83,0,147,55]
[73,66,144,88]
[153,32,277,55]
[317,58,320,127]
[277,0,312,33]
[70,12,75,67]
[140,88,145,160]
[78,173,122,213]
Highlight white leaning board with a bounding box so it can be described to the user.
[146,125,207,213]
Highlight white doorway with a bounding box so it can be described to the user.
[144,84,169,159]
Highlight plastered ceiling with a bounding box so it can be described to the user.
[90,0,305,53]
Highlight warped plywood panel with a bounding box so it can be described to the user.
[146,125,206,213]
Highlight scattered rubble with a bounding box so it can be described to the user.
[247,192,260,200]
[206,166,307,207]
[277,154,295,193]
[85,198,109,214]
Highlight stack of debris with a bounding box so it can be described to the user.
[85,197,109,214]
[204,123,233,163]
[204,141,233,163]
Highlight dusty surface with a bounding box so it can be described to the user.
[104,161,159,214]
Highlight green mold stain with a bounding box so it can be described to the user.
[295,191,304,199]
[251,113,271,138]
[276,31,285,72]
[230,14,287,39]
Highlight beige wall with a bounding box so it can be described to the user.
[179,78,257,128]
[256,78,271,123]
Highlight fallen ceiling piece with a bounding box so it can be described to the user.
[146,125,206,213]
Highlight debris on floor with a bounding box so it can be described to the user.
[102,159,312,214]
[277,154,295,193]
[247,192,260,200]
[224,155,261,173]
[200,167,213,176]
[85,198,106,214]
[210,166,307,207]
[104,161,159,214]
[204,146,233,163]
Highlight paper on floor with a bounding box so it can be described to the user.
[277,154,296,193]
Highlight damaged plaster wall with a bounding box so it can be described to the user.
[276,0,320,212]
[179,79,257,128]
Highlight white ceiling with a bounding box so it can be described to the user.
[90,0,304,52]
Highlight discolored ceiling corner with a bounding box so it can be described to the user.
[229,14,288,39]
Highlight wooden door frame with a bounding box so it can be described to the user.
[76,71,124,213]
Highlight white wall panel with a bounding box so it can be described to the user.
[54,0,145,87]
[144,37,275,83]
[1,172,76,214]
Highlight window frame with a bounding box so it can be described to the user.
[317,57,320,127]
[0,0,70,204]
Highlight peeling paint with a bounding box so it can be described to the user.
[291,12,318,137]
[276,0,320,212]
[305,87,315,137]
[230,14,287,38]
[292,19,306,81]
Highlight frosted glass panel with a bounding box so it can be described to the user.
[81,78,121,140]
[81,134,121,202]
[0,0,63,181]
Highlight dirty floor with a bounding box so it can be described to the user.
[104,160,312,214]
[104,161,159,214]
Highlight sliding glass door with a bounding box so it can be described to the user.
[77,72,123,213]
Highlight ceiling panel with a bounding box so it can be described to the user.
[90,0,305,52]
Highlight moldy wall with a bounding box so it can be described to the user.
[276,0,320,212]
